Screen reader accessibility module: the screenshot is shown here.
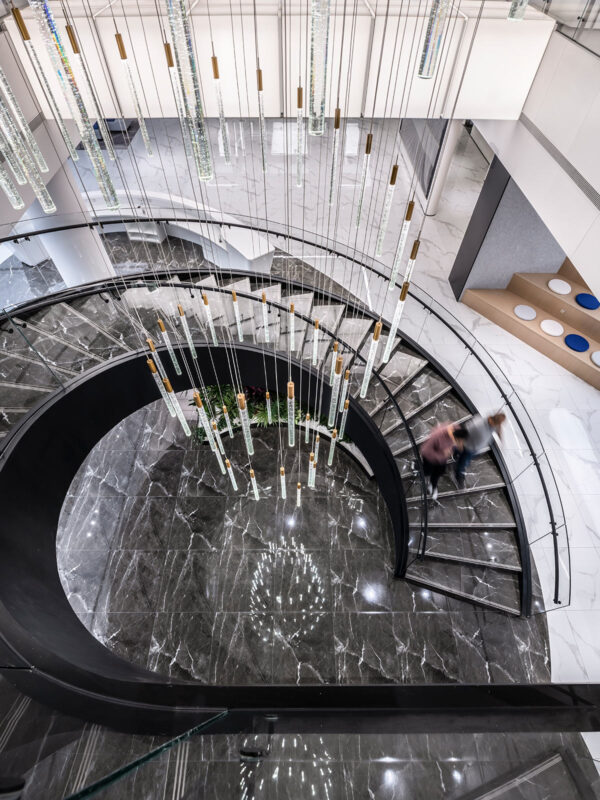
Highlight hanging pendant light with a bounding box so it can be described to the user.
[339,398,349,438]
[327,428,337,466]
[383,284,409,363]
[12,9,79,163]
[289,302,295,352]
[308,0,330,136]
[328,355,343,427]
[0,162,24,210]
[312,320,319,366]
[193,391,215,448]
[375,164,398,256]
[328,107,340,206]
[329,342,339,386]
[146,337,168,380]
[308,452,316,487]
[163,377,191,435]
[0,127,26,185]
[250,468,260,500]
[237,392,254,456]
[314,434,320,464]
[157,318,182,375]
[279,466,286,499]
[222,405,234,438]
[360,320,382,398]
[232,290,244,342]
[0,66,48,172]
[256,68,267,172]
[213,444,226,474]
[212,420,225,455]
[389,201,415,289]
[211,55,231,165]
[355,133,372,227]
[266,390,273,424]
[404,238,421,285]
[225,459,238,490]
[508,0,529,18]
[261,291,270,342]
[304,413,311,443]
[296,86,303,187]
[114,33,153,157]
[419,0,450,79]
[164,41,193,161]
[202,293,218,346]
[147,358,176,416]
[296,482,302,508]
[338,368,350,413]
[65,25,115,161]
[287,381,295,447]
[177,304,197,359]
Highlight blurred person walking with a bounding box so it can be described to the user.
[420,423,468,501]
[453,412,506,489]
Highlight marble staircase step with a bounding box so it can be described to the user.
[396,366,450,417]
[409,527,522,571]
[0,381,52,409]
[405,558,521,615]
[388,396,470,455]
[0,407,29,437]
[406,482,506,501]
[426,487,516,527]
[69,294,143,351]
[0,325,103,374]
[382,386,451,435]
[0,350,72,387]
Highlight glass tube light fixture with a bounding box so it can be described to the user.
[164,42,193,161]
[193,391,215,448]
[314,434,320,464]
[177,304,197,359]
[328,355,343,427]
[305,413,310,443]
[389,201,415,290]
[225,459,238,490]
[0,162,24,209]
[257,68,267,173]
[65,25,115,162]
[212,56,231,165]
[0,127,25,184]
[266,391,273,424]
[0,66,48,173]
[212,420,225,455]
[360,321,382,398]
[232,290,243,341]
[508,0,528,18]
[296,482,302,508]
[147,358,176,416]
[280,467,286,499]
[375,165,398,256]
[327,429,337,466]
[163,378,191,436]
[261,291,270,342]
[308,0,330,136]
[355,133,372,228]
[383,285,409,363]
[287,381,295,447]
[146,337,168,380]
[312,320,319,366]
[237,392,254,456]
[213,446,226,474]
[338,369,350,413]
[222,405,234,438]
[289,303,295,352]
[26,1,118,209]
[339,398,349,438]
[404,238,420,285]
[308,452,316,488]
[329,342,339,386]
[202,293,218,346]
[115,33,153,157]
[157,318,182,375]
[328,107,340,206]
[250,468,260,500]
[296,86,303,187]
[419,0,451,79]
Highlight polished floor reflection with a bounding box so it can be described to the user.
[57,399,550,684]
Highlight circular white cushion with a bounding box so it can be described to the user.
[514,304,537,321]
[548,278,572,295]
[591,351,600,367]
[540,319,564,337]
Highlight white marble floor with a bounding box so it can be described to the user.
[69,117,600,684]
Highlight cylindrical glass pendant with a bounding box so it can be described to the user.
[328,356,343,427]
[163,378,191,436]
[177,304,197,359]
[158,318,182,375]
[388,202,415,289]
[212,56,231,165]
[214,446,226,474]
[147,358,176,416]
[223,405,234,438]
[383,285,408,363]
[328,108,340,206]
[355,134,372,228]
[327,429,337,466]
[202,293,218,346]
[308,452,315,488]
[329,342,339,386]
[232,291,244,341]
[419,0,450,79]
[250,468,260,500]
[280,467,286,499]
[146,337,168,380]
[193,391,215,448]
[289,303,295,352]
[360,321,382,398]
[296,86,303,188]
[403,239,420,285]
[508,0,528,18]
[0,66,48,172]
[339,398,349,438]
[312,320,319,366]
[287,381,295,447]
[225,459,238,490]
[212,420,225,455]
[296,482,302,508]
[266,391,273,424]
[257,69,267,173]
[117,41,152,157]
[237,392,254,456]
[0,163,24,210]
[0,127,26,184]
[308,0,330,136]
[338,369,350,413]
[305,413,310,443]
[314,434,320,464]
[261,292,270,342]
[375,165,398,256]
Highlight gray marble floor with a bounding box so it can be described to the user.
[57,395,551,685]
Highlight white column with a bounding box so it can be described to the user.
[425,119,464,217]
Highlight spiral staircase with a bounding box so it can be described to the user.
[0,253,526,616]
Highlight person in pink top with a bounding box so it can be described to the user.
[420,422,467,500]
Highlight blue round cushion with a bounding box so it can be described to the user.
[575,293,600,310]
[564,333,590,352]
